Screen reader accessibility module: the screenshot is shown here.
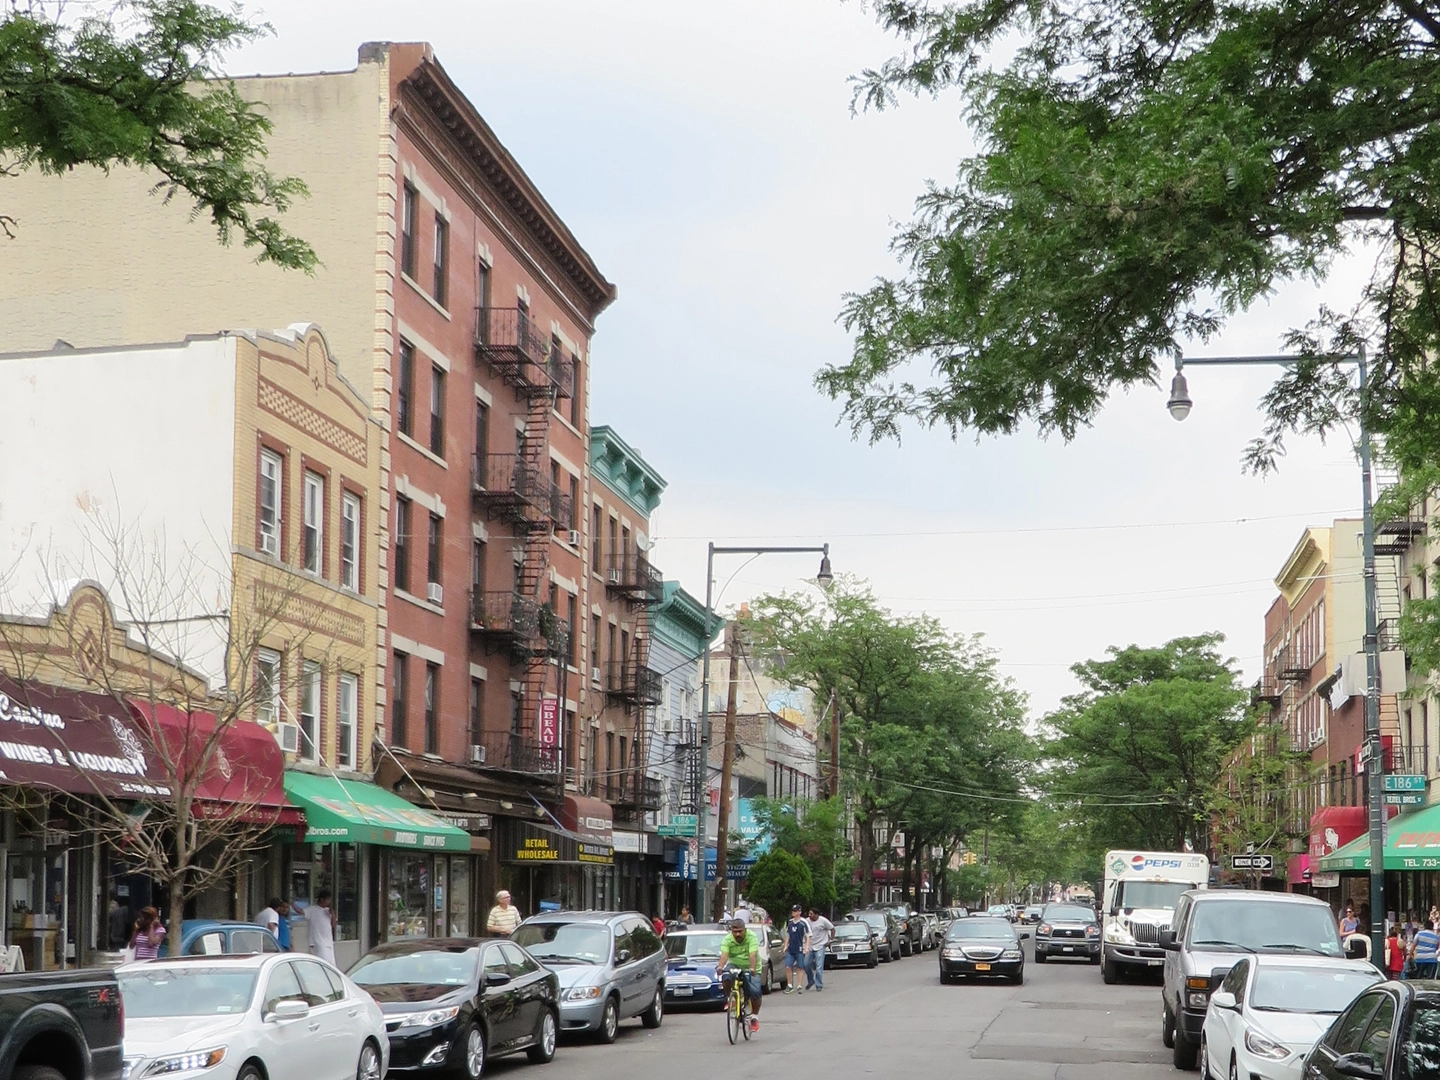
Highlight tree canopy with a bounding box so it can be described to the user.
[1,0,316,270]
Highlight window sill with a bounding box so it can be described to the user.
[394,587,445,616]
[397,430,448,469]
[401,272,452,320]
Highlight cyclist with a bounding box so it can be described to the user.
[716,915,764,1035]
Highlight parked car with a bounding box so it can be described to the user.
[1022,905,1045,925]
[348,937,557,1079]
[1201,954,1382,1080]
[1159,890,1345,1071]
[920,913,941,950]
[0,968,124,1080]
[1034,902,1101,964]
[1299,979,1440,1080]
[986,904,1012,922]
[118,953,388,1080]
[865,903,923,956]
[160,920,282,958]
[939,916,1028,985]
[825,920,879,969]
[660,925,779,1009]
[510,911,665,1042]
[847,910,902,963]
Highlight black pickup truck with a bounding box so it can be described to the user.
[0,969,124,1080]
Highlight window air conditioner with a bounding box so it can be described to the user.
[259,531,278,557]
[470,744,487,765]
[592,666,602,687]
[427,582,444,605]
[607,569,622,585]
[276,723,300,754]
[567,530,581,547]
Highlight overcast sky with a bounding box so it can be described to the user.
[230,1,1370,718]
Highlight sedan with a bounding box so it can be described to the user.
[1033,902,1101,964]
[1203,955,1382,1080]
[939,916,1027,985]
[847,910,901,962]
[119,954,388,1080]
[825,920,878,969]
[662,927,735,1009]
[348,937,558,1080]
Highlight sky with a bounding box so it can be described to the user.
[229,1,1372,718]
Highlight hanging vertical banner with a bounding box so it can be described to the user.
[538,697,560,746]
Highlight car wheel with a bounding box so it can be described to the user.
[597,995,619,1044]
[357,1041,382,1080]
[15,1069,69,1080]
[462,1025,486,1079]
[642,987,664,1029]
[1035,949,1047,964]
[867,952,878,969]
[1162,1002,1176,1049]
[527,1010,557,1064]
[1102,952,1119,985]
[762,959,773,993]
[1173,1020,1198,1070]
[1011,968,1024,985]
[1199,1032,1211,1080]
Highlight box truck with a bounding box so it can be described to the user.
[1100,850,1209,984]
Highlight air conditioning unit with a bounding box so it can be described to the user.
[427,582,444,605]
[276,723,300,754]
[567,530,581,547]
[607,569,622,584]
[591,666,602,686]
[259,531,278,557]
[469,744,486,765]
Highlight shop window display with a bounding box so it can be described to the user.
[388,853,430,939]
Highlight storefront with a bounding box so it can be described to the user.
[281,772,479,964]
[612,829,665,915]
[1298,806,1373,898]
[495,809,615,917]
[1317,803,1440,922]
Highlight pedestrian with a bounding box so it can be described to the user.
[1387,927,1406,980]
[275,900,292,951]
[652,914,666,938]
[130,906,167,960]
[107,894,131,951]
[1340,904,1360,936]
[256,897,282,939]
[1416,920,1439,978]
[306,891,337,966]
[679,905,694,925]
[783,904,810,993]
[486,890,522,935]
[806,907,834,991]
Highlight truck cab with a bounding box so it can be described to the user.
[1100,850,1209,985]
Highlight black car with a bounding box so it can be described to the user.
[847,909,902,962]
[1302,980,1440,1080]
[1033,902,1101,964]
[349,937,559,1080]
[939,916,1027,984]
[866,904,923,956]
[826,920,880,969]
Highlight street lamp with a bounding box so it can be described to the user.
[694,542,833,922]
[1166,350,1386,963]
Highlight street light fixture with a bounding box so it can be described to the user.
[1165,349,1386,963]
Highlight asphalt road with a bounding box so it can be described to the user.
[493,939,1179,1080]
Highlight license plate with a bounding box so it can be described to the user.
[975,963,991,971]
[1063,946,1073,952]
[674,987,693,996]
[1148,959,1164,967]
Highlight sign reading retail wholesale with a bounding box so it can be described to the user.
[516,836,560,861]
[1230,854,1274,872]
[1386,792,1427,807]
[1385,774,1427,793]
[538,697,560,747]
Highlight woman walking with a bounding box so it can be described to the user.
[130,907,167,960]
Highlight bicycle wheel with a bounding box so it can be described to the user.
[726,993,740,1044]
[741,998,752,1041]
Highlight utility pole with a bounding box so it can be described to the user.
[712,620,742,915]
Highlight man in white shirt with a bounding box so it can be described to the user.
[256,898,281,939]
[485,890,522,935]
[306,891,337,965]
[806,907,835,991]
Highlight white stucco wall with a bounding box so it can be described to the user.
[0,337,238,683]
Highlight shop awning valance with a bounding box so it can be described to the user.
[1318,803,1440,871]
[284,772,471,852]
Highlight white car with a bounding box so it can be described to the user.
[1200,953,1382,1080]
[118,953,389,1080]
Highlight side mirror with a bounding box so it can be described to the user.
[484,971,512,988]
[1209,991,1239,1012]
[1334,1053,1383,1080]
[270,999,310,1022]
[1158,929,1178,950]
[1019,931,1031,940]
[616,949,631,964]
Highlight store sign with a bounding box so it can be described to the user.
[612,831,642,854]
[578,841,614,864]
[515,836,560,861]
[1310,871,1341,889]
[433,811,491,832]
[538,698,560,747]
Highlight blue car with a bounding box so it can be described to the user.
[157,919,281,957]
[662,926,730,1008]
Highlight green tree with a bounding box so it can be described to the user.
[1210,721,1317,882]
[744,850,813,917]
[1,0,316,270]
[750,797,853,912]
[1046,635,1250,853]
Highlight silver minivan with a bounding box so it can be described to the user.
[510,911,666,1043]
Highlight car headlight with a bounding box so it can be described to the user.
[142,1048,227,1076]
[1086,926,1100,937]
[563,985,603,1001]
[942,946,964,958]
[1038,924,1052,935]
[1105,924,1134,944]
[397,1006,461,1028]
[1187,991,1211,1010]
[1244,1030,1290,1061]
[1001,949,1022,959]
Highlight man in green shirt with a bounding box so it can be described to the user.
[716,916,764,1035]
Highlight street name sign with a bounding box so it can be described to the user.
[1384,792,1427,807]
[1230,854,1274,871]
[1385,775,1427,793]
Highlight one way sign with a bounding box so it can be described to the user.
[1230,854,1274,872]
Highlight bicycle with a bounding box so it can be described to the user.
[721,965,753,1044]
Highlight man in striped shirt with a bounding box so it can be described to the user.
[1413,922,1438,979]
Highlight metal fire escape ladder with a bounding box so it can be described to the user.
[516,388,558,773]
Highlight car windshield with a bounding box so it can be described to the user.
[1401,1002,1440,1080]
[1117,881,1193,910]
[1189,902,1342,956]
[851,912,885,930]
[835,923,869,939]
[665,933,726,959]
[349,947,479,989]
[119,967,258,1017]
[1045,906,1097,923]
[1250,967,1381,1013]
[510,922,610,964]
[947,919,1014,941]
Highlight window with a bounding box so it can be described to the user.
[499,941,540,977]
[263,962,305,1015]
[302,471,324,574]
[566,593,578,667]
[299,661,320,763]
[397,341,417,439]
[259,450,283,556]
[591,506,601,572]
[477,261,491,312]
[295,960,343,1005]
[569,477,579,532]
[337,672,357,769]
[470,678,484,746]
[590,615,600,671]
[401,182,418,278]
[394,497,412,593]
[424,662,438,755]
[517,297,531,351]
[607,623,616,667]
[433,214,449,308]
[427,514,442,589]
[257,648,281,727]
[510,692,523,735]
[392,652,409,748]
[1357,996,1396,1063]
[429,365,446,457]
[471,539,486,595]
[340,492,360,591]
[1329,993,1383,1052]
[482,945,510,983]
[568,355,580,427]
[608,517,618,564]
[475,400,489,458]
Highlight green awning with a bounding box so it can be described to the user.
[1318,803,1440,872]
[284,772,471,853]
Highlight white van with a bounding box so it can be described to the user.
[1101,850,1209,984]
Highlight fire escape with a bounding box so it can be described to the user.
[605,550,665,818]
[469,305,573,779]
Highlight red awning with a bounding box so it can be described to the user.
[560,795,613,844]
[1288,853,1311,886]
[1310,804,1395,860]
[0,674,172,799]
[130,702,300,825]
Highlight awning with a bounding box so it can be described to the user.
[497,818,612,865]
[131,701,299,825]
[559,795,613,845]
[1287,853,1311,886]
[284,772,471,852]
[1318,803,1440,871]
[1310,805,1373,860]
[0,674,172,799]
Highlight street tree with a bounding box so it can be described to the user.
[745,849,813,918]
[1210,721,1317,883]
[0,0,317,270]
[749,796,858,913]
